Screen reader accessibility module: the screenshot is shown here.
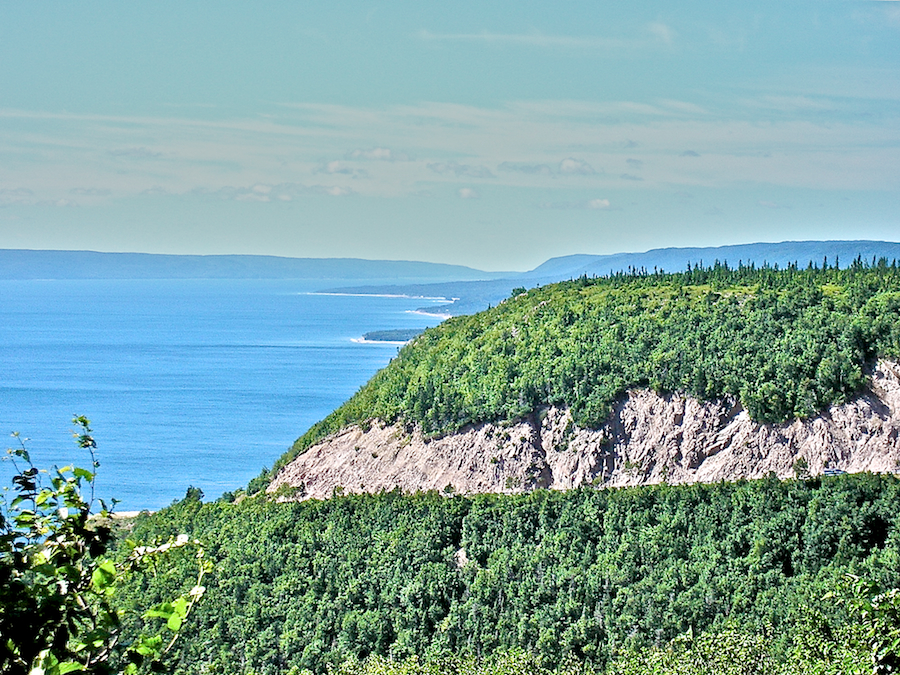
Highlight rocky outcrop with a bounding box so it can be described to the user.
[268,361,900,500]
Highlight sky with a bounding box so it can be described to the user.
[0,1,898,271]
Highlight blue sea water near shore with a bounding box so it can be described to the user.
[0,278,446,511]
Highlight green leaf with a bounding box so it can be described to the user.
[135,634,164,656]
[72,467,94,482]
[166,614,183,632]
[144,602,175,621]
[58,662,86,674]
[90,560,116,591]
[172,596,188,618]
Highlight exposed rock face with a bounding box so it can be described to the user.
[269,361,900,500]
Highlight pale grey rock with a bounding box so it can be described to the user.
[268,361,900,500]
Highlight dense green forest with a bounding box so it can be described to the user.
[118,473,900,674]
[262,260,900,489]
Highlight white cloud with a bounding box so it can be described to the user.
[587,198,611,209]
[314,161,368,178]
[321,185,353,197]
[458,187,481,199]
[559,158,595,175]
[346,147,410,161]
[236,192,270,202]
[647,22,675,45]
[37,198,78,207]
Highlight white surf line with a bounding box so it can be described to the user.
[351,337,412,345]
[305,291,453,301]
[408,309,452,319]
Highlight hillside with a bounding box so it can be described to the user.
[105,258,900,675]
[262,260,900,497]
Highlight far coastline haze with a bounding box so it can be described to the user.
[0,2,897,270]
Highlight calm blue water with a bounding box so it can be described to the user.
[0,279,446,510]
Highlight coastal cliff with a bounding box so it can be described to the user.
[264,263,900,500]
[268,360,900,500]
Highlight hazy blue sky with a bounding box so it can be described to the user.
[1,1,898,270]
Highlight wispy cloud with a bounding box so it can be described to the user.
[417,23,676,50]
[0,188,77,208]
[191,182,356,202]
[0,188,36,207]
[0,187,34,197]
[1,90,898,206]
[458,187,481,199]
[346,147,411,161]
[428,161,495,179]
[107,147,163,159]
[70,187,112,196]
[498,162,554,175]
[498,158,597,177]
[314,161,368,178]
[538,198,611,210]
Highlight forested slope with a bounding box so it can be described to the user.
[122,473,900,674]
[263,260,900,488]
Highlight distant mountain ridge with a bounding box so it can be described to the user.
[523,240,900,279]
[326,240,900,315]
[6,242,900,314]
[0,249,512,282]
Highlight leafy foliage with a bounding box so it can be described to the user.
[270,260,900,481]
[847,575,900,674]
[0,418,208,675]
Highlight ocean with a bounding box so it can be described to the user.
[0,279,446,510]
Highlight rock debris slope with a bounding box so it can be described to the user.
[268,360,900,500]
